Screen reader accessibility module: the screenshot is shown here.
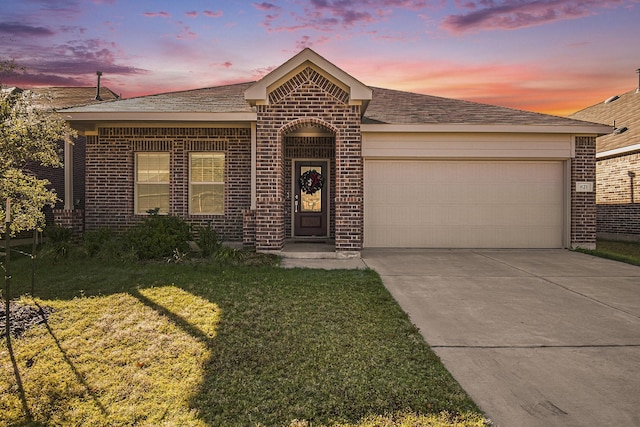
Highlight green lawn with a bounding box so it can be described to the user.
[1,253,489,427]
[578,239,640,266]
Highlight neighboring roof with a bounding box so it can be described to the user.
[569,89,640,155]
[29,86,120,109]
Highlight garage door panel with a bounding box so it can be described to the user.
[364,160,564,248]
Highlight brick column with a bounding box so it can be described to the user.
[334,118,363,255]
[255,111,285,251]
[571,136,597,249]
[53,208,85,238]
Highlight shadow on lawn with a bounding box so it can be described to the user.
[5,336,36,425]
[6,256,483,426]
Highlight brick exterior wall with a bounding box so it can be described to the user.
[571,136,597,249]
[53,208,84,237]
[596,152,640,238]
[254,66,363,252]
[84,127,251,241]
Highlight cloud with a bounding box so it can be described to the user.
[295,35,331,50]
[143,11,170,18]
[441,0,634,34]
[176,26,197,40]
[1,37,146,89]
[253,2,281,11]
[256,0,437,32]
[185,11,198,17]
[203,10,223,18]
[0,22,55,37]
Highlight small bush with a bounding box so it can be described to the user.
[196,223,221,257]
[42,224,73,258]
[83,227,116,257]
[123,213,192,260]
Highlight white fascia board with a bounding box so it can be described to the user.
[61,111,257,122]
[597,143,640,159]
[361,123,613,135]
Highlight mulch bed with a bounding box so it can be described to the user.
[0,301,54,338]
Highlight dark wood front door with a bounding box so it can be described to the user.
[294,161,328,237]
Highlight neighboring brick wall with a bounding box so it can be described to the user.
[596,152,640,237]
[254,66,362,252]
[85,128,251,241]
[27,135,86,225]
[571,136,597,248]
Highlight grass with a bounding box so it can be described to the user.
[577,239,640,266]
[1,252,489,427]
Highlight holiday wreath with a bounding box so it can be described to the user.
[299,169,325,195]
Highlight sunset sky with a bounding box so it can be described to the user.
[1,0,639,116]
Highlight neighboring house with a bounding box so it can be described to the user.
[13,86,119,225]
[569,73,640,241]
[60,48,610,255]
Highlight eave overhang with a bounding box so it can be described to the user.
[596,143,640,159]
[361,123,613,135]
[61,111,256,122]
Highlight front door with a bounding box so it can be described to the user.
[294,161,328,237]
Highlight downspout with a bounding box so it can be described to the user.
[64,139,74,210]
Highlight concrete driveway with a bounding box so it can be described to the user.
[362,249,640,427]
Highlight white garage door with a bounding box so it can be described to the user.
[364,160,565,248]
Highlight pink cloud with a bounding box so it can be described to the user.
[257,0,438,32]
[441,0,633,34]
[253,2,281,11]
[203,10,223,18]
[176,26,197,40]
[143,11,170,18]
[185,11,198,17]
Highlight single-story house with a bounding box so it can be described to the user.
[569,73,640,241]
[59,48,610,255]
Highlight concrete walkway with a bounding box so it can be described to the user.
[362,249,640,427]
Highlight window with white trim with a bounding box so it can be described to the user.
[135,152,170,214]
[190,152,224,214]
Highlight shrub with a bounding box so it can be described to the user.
[196,223,221,257]
[123,213,192,260]
[83,227,117,257]
[42,224,73,258]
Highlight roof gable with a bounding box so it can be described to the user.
[245,48,372,107]
[570,89,640,154]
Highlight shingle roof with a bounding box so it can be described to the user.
[62,80,604,129]
[569,89,640,154]
[62,82,255,113]
[363,87,596,127]
[30,86,120,109]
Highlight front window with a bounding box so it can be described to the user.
[190,152,224,214]
[135,152,170,214]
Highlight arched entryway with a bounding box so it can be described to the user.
[282,120,336,239]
